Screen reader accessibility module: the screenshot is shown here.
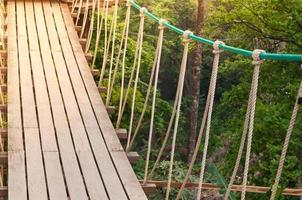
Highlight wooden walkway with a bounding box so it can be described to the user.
[6,0,147,199]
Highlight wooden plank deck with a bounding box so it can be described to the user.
[7,0,147,199]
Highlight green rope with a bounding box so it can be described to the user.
[129,0,302,62]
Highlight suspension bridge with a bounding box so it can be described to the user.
[0,0,301,199]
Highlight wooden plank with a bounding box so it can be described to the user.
[98,86,107,94]
[106,105,116,114]
[7,1,27,199]
[127,152,140,164]
[0,186,8,197]
[60,3,148,199]
[16,0,48,198]
[141,183,157,195]
[48,1,109,199]
[144,180,302,196]
[54,1,128,199]
[91,69,100,77]
[116,128,127,140]
[25,1,68,199]
[0,67,7,74]
[0,104,7,113]
[0,152,8,164]
[0,50,7,59]
[8,151,27,200]
[39,1,89,199]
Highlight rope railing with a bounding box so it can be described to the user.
[129,0,302,62]
[67,1,302,199]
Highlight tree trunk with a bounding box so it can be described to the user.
[187,0,205,163]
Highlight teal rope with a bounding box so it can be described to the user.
[130,0,302,62]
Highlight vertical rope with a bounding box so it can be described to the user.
[107,2,131,121]
[175,41,225,200]
[85,0,96,53]
[224,85,253,200]
[165,30,191,200]
[92,0,106,67]
[270,81,302,200]
[71,0,79,13]
[79,0,90,38]
[98,0,110,84]
[196,40,223,200]
[126,19,165,151]
[0,0,5,51]
[126,8,146,150]
[105,0,119,106]
[116,1,131,129]
[148,80,180,179]
[75,0,83,25]
[115,38,143,128]
[241,49,265,200]
[142,19,166,183]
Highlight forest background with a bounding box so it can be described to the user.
[94,0,302,199]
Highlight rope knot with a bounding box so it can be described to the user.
[252,49,266,65]
[158,19,167,30]
[139,7,147,17]
[213,40,224,54]
[126,0,132,7]
[183,30,192,43]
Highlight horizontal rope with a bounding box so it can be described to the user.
[129,0,302,62]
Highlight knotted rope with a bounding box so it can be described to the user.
[196,40,223,200]
[125,7,146,150]
[241,49,265,200]
[142,18,166,184]
[270,81,302,200]
[164,30,192,200]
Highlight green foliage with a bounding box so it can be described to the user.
[92,0,302,199]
